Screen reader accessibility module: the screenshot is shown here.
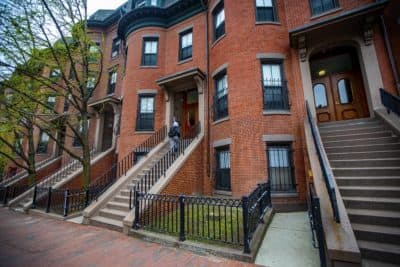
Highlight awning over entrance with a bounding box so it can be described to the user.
[156,67,206,93]
[289,1,388,61]
[88,95,121,110]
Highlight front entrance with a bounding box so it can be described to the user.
[173,89,198,136]
[310,46,369,122]
[101,105,114,152]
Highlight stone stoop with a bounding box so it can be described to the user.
[88,144,171,231]
[319,118,400,266]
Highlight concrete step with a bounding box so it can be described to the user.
[343,197,400,211]
[98,208,128,221]
[347,209,400,227]
[362,259,400,267]
[324,143,400,154]
[358,240,400,265]
[90,215,123,232]
[120,189,131,197]
[113,195,130,203]
[318,118,377,127]
[323,136,399,148]
[339,186,400,198]
[336,177,400,187]
[319,121,382,132]
[330,158,400,168]
[333,167,400,177]
[321,131,393,142]
[106,201,130,212]
[327,150,400,160]
[320,125,385,138]
[352,223,400,245]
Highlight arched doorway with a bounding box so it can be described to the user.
[310,46,370,122]
[101,104,115,152]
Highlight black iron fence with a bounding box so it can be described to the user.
[132,182,271,253]
[31,125,167,216]
[380,88,400,117]
[306,101,340,223]
[308,183,326,267]
[134,123,200,194]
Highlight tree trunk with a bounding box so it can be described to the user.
[81,109,91,189]
[27,120,36,185]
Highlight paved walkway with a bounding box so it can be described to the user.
[255,212,320,267]
[0,208,257,267]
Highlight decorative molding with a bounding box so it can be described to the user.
[363,23,373,46]
[256,53,286,60]
[262,134,294,142]
[137,89,158,95]
[212,63,228,78]
[298,35,307,62]
[213,138,232,148]
[193,75,205,94]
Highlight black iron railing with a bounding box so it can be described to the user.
[132,182,271,253]
[263,79,289,111]
[31,125,167,216]
[133,123,200,194]
[308,183,326,267]
[380,88,400,117]
[306,101,340,223]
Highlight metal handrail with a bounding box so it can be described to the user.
[306,101,340,223]
[380,88,400,117]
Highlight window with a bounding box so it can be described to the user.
[73,120,88,147]
[111,38,120,58]
[179,29,193,61]
[89,42,100,62]
[107,70,117,95]
[262,62,289,110]
[46,95,56,113]
[310,0,338,15]
[255,0,277,22]
[313,83,328,108]
[14,137,23,155]
[142,37,158,66]
[87,76,96,94]
[267,144,295,192]
[337,79,353,104]
[213,2,225,41]
[63,94,71,113]
[150,0,158,6]
[37,131,49,154]
[136,0,146,7]
[136,95,155,131]
[215,146,231,191]
[213,71,228,120]
[49,68,61,80]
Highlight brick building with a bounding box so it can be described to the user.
[3,0,400,265]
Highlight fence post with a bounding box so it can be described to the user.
[179,194,185,241]
[266,180,272,207]
[129,189,133,210]
[314,197,327,267]
[32,185,37,208]
[63,189,70,217]
[242,196,250,254]
[133,188,140,229]
[46,187,52,213]
[85,189,89,207]
[3,186,9,205]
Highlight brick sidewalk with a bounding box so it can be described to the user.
[0,208,258,267]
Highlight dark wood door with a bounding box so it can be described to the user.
[215,148,231,191]
[313,71,369,122]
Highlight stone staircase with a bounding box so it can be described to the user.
[9,151,98,210]
[319,118,400,266]
[89,144,171,231]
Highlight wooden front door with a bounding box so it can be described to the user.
[313,71,369,122]
[174,90,198,136]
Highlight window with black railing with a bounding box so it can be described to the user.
[136,94,155,131]
[179,29,192,61]
[107,70,117,95]
[255,0,277,22]
[310,0,338,15]
[142,37,158,66]
[213,71,228,121]
[262,62,289,110]
[213,2,225,41]
[267,144,296,192]
[37,131,49,154]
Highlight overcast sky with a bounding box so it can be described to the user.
[87,0,127,16]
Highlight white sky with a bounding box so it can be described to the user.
[87,0,127,16]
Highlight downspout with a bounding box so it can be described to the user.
[200,0,211,177]
[380,15,400,94]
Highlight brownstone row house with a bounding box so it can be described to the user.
[3,0,400,265]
